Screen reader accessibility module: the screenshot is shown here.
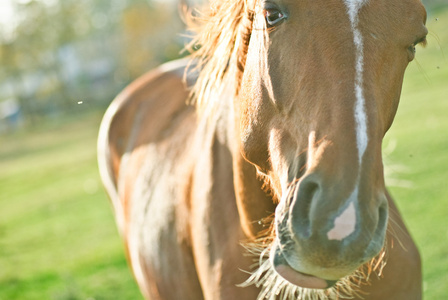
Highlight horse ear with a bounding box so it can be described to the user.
[178,0,194,28]
[178,0,193,9]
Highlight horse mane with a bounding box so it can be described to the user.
[184,0,255,109]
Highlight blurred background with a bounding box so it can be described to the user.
[0,0,187,128]
[0,0,446,299]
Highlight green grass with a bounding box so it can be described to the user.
[0,6,447,300]
[0,113,142,300]
[384,7,448,300]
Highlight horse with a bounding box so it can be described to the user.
[98,0,427,299]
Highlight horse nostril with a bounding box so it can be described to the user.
[373,199,388,240]
[360,197,389,261]
[290,176,321,239]
[379,201,388,226]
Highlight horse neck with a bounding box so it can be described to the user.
[224,69,276,239]
[194,67,274,239]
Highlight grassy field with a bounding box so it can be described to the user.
[1,6,447,300]
[383,6,448,299]
[0,113,142,300]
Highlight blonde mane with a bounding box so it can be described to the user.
[185,0,256,108]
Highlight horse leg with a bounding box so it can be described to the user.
[188,137,261,300]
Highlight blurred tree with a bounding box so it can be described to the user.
[121,0,183,79]
[0,0,185,127]
[0,0,88,123]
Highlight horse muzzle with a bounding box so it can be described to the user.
[270,240,338,289]
[270,174,388,289]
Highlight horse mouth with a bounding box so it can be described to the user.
[270,242,338,290]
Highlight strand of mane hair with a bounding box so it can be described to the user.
[183,0,255,109]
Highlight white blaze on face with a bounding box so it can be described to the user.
[326,0,369,241]
[327,201,357,240]
[343,0,369,165]
[327,191,358,240]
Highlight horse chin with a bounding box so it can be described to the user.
[270,242,338,290]
[273,262,336,290]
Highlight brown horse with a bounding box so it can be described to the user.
[98,0,427,299]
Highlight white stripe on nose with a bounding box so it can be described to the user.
[343,0,369,165]
[326,1,369,241]
[327,190,358,240]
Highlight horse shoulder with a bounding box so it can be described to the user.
[98,58,195,234]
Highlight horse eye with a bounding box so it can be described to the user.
[265,9,285,27]
[408,36,427,60]
[414,36,428,48]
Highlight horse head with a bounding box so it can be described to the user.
[237,0,427,290]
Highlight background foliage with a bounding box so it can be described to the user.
[0,0,447,299]
[0,0,184,128]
